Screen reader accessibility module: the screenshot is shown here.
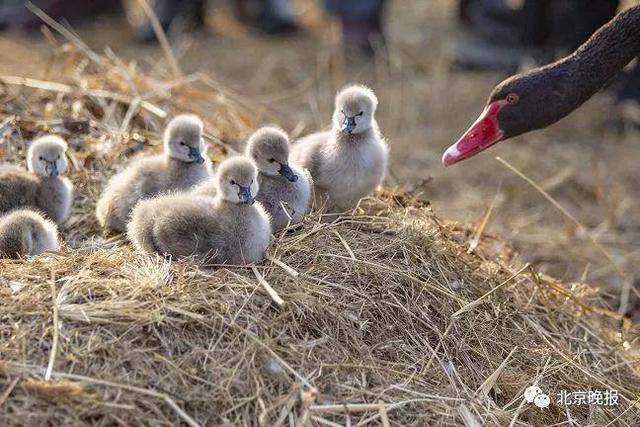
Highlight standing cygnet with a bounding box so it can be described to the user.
[0,210,59,258]
[128,157,272,265]
[96,114,211,232]
[0,135,73,224]
[291,84,388,212]
[245,127,311,231]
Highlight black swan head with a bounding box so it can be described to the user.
[443,5,640,167]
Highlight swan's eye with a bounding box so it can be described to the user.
[506,93,519,105]
[230,180,236,186]
[268,158,276,163]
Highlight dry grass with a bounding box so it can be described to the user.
[1,16,640,427]
[2,190,640,426]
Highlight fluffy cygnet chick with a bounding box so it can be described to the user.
[96,114,211,232]
[291,84,388,212]
[245,127,311,232]
[0,210,59,258]
[128,157,272,265]
[0,135,73,224]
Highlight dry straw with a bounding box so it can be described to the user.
[1,17,640,427]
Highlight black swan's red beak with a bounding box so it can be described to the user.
[442,100,506,166]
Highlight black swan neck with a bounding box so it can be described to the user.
[563,6,640,101]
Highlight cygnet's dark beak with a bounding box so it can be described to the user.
[238,185,255,205]
[340,111,364,135]
[278,163,298,182]
[189,146,205,164]
[340,116,358,134]
[46,160,58,177]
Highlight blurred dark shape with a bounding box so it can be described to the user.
[611,62,640,129]
[450,0,550,72]
[62,118,91,135]
[135,0,299,42]
[323,0,386,57]
[256,0,299,35]
[550,0,619,52]
[616,63,640,105]
[0,0,119,30]
[450,0,619,72]
[135,0,206,43]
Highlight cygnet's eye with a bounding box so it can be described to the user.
[39,156,44,161]
[268,158,276,163]
[57,155,61,159]
[358,111,364,116]
[179,141,186,146]
[230,180,236,186]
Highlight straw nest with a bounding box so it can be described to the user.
[1,38,640,426]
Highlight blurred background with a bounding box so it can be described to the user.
[0,0,638,313]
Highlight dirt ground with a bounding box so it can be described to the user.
[0,0,638,312]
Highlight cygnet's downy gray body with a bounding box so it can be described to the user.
[128,157,272,265]
[190,174,218,197]
[291,85,388,212]
[96,114,211,232]
[0,209,59,258]
[245,127,311,231]
[0,135,73,224]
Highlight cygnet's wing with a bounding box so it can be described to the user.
[127,196,164,255]
[290,132,330,180]
[131,155,167,197]
[97,165,146,231]
[0,217,29,258]
[0,169,38,215]
[103,155,165,229]
[191,178,217,197]
[153,197,225,260]
[31,216,59,254]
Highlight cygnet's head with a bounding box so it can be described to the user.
[163,114,206,164]
[332,85,378,135]
[216,157,260,205]
[245,127,298,182]
[27,135,68,178]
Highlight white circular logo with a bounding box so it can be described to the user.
[524,385,542,403]
[525,385,550,408]
[534,393,551,408]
